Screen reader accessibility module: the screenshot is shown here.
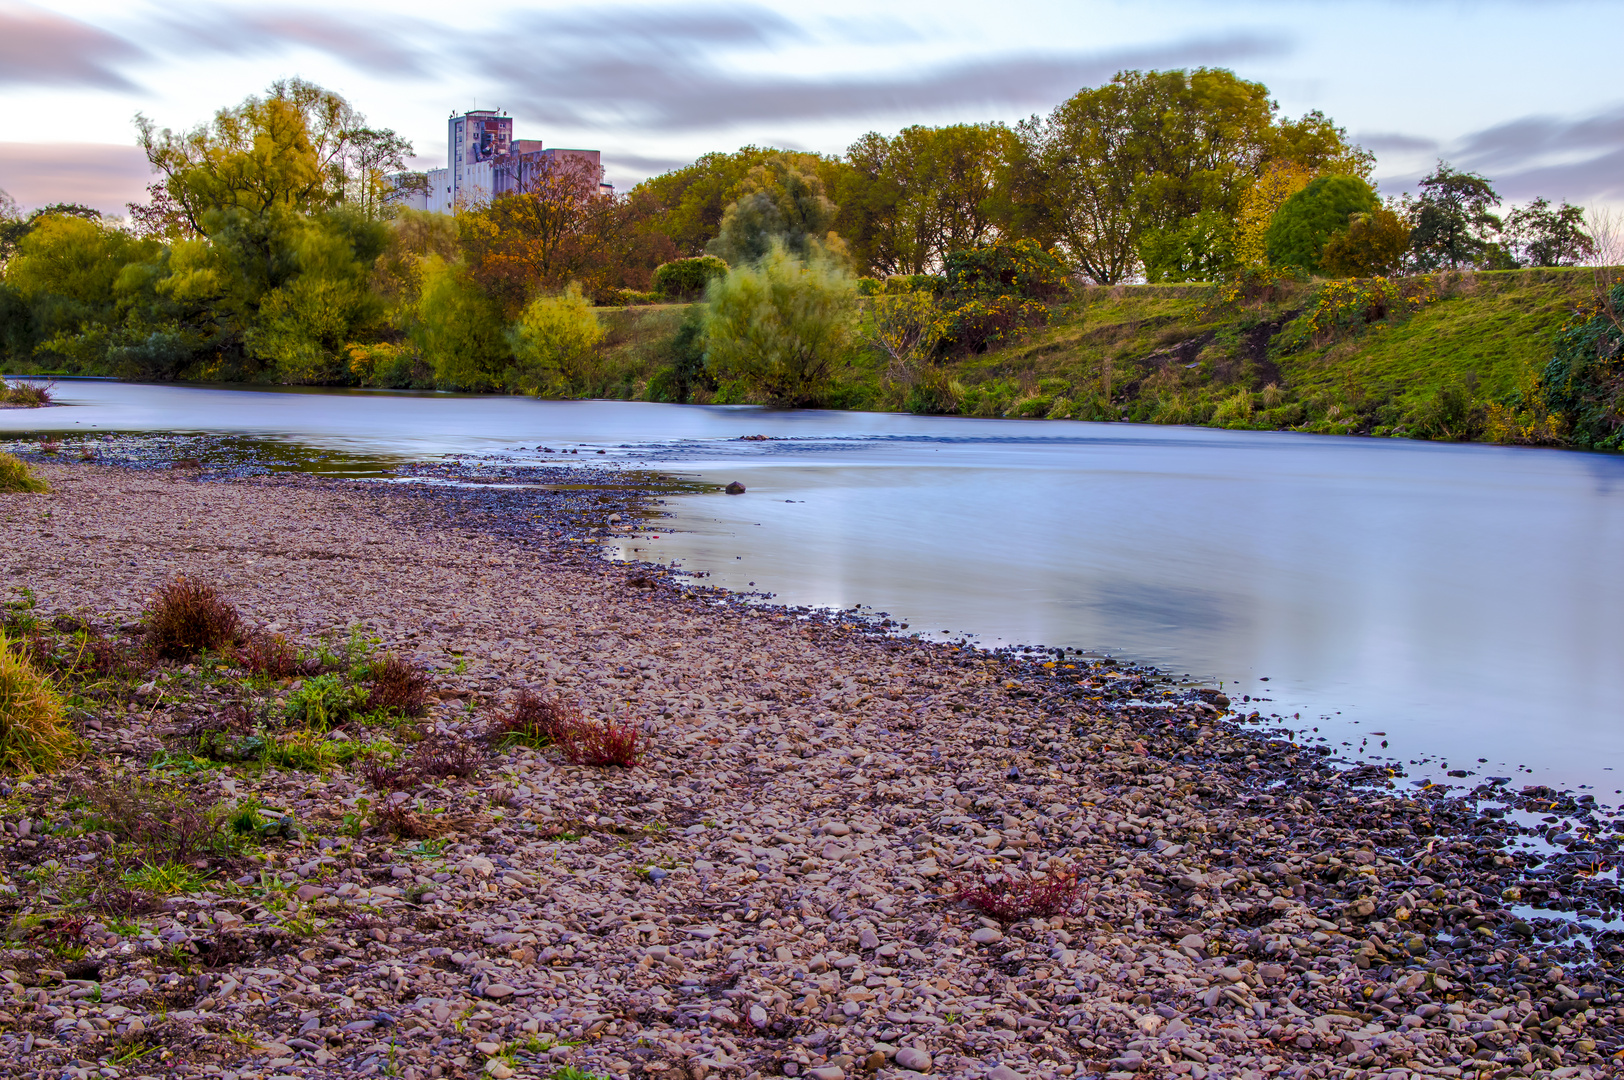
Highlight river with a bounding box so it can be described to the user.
[6,378,1623,794]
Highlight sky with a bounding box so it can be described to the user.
[2,0,1622,216]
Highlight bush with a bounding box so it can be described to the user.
[558,716,644,767]
[364,655,431,717]
[945,241,1071,301]
[284,673,369,730]
[652,256,728,301]
[488,689,578,748]
[234,631,319,678]
[1265,175,1380,274]
[0,633,74,771]
[1541,282,1624,450]
[939,295,1048,356]
[143,576,242,659]
[86,780,228,861]
[703,242,856,407]
[1,378,52,406]
[508,283,606,397]
[0,451,48,494]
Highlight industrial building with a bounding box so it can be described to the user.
[390,109,611,213]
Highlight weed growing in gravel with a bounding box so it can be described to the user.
[144,576,242,660]
[233,631,319,678]
[488,690,580,748]
[411,730,483,778]
[86,779,231,862]
[374,795,446,838]
[0,451,48,494]
[284,674,369,730]
[122,860,209,894]
[363,654,431,717]
[951,866,1083,922]
[558,716,644,767]
[0,630,76,771]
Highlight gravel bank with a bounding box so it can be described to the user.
[0,456,1619,1080]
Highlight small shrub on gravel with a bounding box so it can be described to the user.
[0,451,48,494]
[234,631,319,678]
[0,631,75,772]
[374,794,446,838]
[411,730,483,778]
[950,866,1083,923]
[144,576,242,659]
[364,654,431,716]
[488,689,579,748]
[558,716,645,767]
[360,755,415,792]
[86,780,229,862]
[2,379,52,406]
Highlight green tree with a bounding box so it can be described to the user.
[1013,68,1369,283]
[508,283,605,396]
[632,147,840,257]
[1504,198,1594,268]
[1264,175,1381,274]
[703,242,856,406]
[407,257,511,390]
[707,156,841,267]
[1541,281,1624,450]
[652,256,728,301]
[839,123,1018,276]
[1319,207,1412,278]
[1405,162,1501,271]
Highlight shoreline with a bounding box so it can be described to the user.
[0,454,1619,1079]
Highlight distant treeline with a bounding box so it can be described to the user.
[0,69,1605,407]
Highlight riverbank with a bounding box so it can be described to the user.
[0,454,1619,1080]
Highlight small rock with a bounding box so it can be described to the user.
[858,927,880,950]
[1177,933,1205,952]
[724,481,747,494]
[970,927,1004,945]
[483,983,516,999]
[894,1047,932,1072]
[988,1066,1024,1080]
[807,1068,843,1080]
[748,1003,769,1028]
[487,1063,514,1079]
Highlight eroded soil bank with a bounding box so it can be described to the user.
[0,454,1620,1080]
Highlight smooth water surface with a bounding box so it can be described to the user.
[7,379,1623,791]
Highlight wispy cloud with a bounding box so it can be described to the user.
[482,27,1292,131]
[0,6,144,90]
[148,8,434,76]
[1377,105,1624,203]
[0,142,151,213]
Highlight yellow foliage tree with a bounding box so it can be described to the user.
[1232,162,1318,272]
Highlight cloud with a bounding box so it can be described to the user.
[151,9,432,76]
[482,28,1293,131]
[0,143,153,215]
[0,6,144,89]
[1356,132,1439,154]
[1378,105,1624,203]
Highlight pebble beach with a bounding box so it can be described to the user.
[0,451,1619,1080]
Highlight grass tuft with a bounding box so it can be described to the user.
[0,451,48,494]
[0,631,75,772]
[144,576,242,660]
[234,631,319,678]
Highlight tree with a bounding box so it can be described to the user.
[1405,162,1501,271]
[838,123,1018,276]
[408,256,510,390]
[1319,208,1411,278]
[1504,198,1594,268]
[508,283,605,396]
[126,182,197,240]
[342,127,415,219]
[1230,161,1317,273]
[1012,68,1370,283]
[703,242,856,406]
[1265,175,1380,274]
[707,156,841,267]
[632,147,837,257]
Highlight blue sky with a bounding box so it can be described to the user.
[2,0,1622,215]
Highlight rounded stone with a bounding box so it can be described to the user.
[895,1047,932,1072]
[970,927,1004,944]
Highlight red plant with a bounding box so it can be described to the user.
[233,631,317,678]
[487,690,579,747]
[360,756,415,792]
[558,716,644,767]
[410,731,483,779]
[374,795,444,839]
[144,576,242,659]
[365,655,431,716]
[950,867,1083,923]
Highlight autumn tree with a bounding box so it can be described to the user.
[707,155,842,267]
[1319,208,1411,277]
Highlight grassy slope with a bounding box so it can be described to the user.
[935,268,1597,440]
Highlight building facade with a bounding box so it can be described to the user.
[391,110,610,214]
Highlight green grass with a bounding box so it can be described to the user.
[0,451,49,494]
